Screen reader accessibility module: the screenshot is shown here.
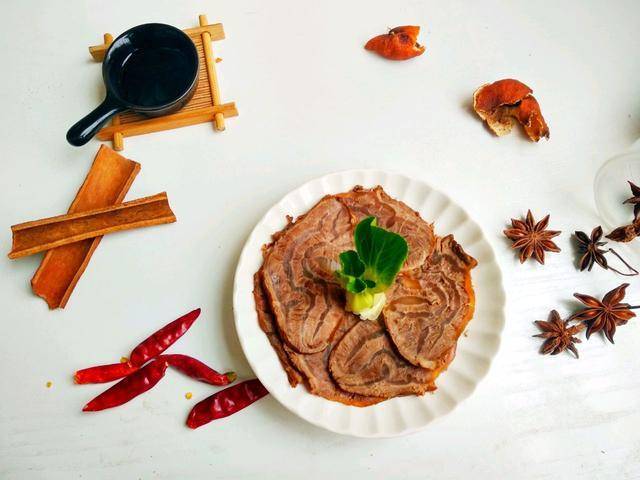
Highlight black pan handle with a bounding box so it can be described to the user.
[66,95,125,147]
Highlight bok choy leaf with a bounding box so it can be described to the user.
[334,216,408,320]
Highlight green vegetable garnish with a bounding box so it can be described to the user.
[335,217,409,320]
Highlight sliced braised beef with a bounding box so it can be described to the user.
[383,235,477,370]
[329,320,435,397]
[255,186,476,405]
[253,271,302,387]
[262,196,354,354]
[334,186,436,270]
[261,186,437,355]
[285,314,384,407]
[256,267,381,405]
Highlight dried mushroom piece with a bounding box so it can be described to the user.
[365,26,425,61]
[473,79,549,142]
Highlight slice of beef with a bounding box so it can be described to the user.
[383,235,477,370]
[329,320,436,397]
[284,314,384,407]
[334,186,436,270]
[253,271,302,387]
[262,195,354,354]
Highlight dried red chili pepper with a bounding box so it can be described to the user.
[74,361,138,384]
[186,379,268,429]
[83,358,168,412]
[365,26,425,61]
[129,308,201,367]
[162,354,237,386]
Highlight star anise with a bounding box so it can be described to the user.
[575,227,607,271]
[504,210,561,264]
[533,310,583,358]
[569,283,638,343]
[606,217,640,243]
[623,180,640,220]
[575,226,638,276]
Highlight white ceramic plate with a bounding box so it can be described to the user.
[233,170,505,437]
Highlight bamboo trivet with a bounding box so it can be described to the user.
[88,14,238,151]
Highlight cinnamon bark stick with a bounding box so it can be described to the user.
[31,146,140,309]
[9,193,176,259]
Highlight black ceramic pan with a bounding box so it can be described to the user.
[66,23,199,147]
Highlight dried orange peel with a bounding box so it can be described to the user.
[473,79,549,142]
[365,26,425,61]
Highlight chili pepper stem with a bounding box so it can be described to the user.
[226,371,237,383]
[607,248,639,276]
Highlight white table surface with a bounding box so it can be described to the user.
[1,1,639,478]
